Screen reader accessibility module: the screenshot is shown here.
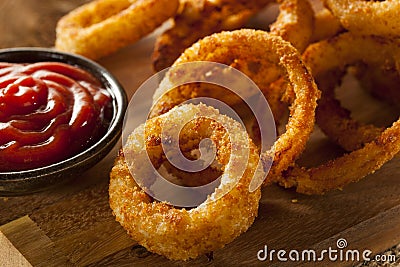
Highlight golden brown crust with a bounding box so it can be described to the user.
[152,0,316,71]
[150,29,320,186]
[324,0,400,37]
[278,33,400,194]
[310,8,343,43]
[109,104,262,260]
[270,0,314,53]
[55,0,179,60]
[152,0,274,72]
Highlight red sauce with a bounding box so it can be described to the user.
[0,62,112,172]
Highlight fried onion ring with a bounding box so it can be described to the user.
[324,0,400,37]
[152,0,273,72]
[269,0,314,53]
[276,33,400,194]
[152,0,316,71]
[150,29,320,186]
[55,0,179,60]
[314,34,400,152]
[109,103,262,260]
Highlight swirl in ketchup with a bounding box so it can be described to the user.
[0,62,112,172]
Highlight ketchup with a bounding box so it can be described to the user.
[0,62,112,171]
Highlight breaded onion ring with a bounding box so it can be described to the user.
[270,0,314,53]
[151,0,315,121]
[314,34,400,152]
[324,0,400,37]
[263,0,314,121]
[109,103,262,260]
[55,0,179,60]
[277,33,400,194]
[150,29,320,186]
[152,0,273,71]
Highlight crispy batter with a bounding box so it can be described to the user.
[151,0,315,119]
[55,0,179,60]
[149,29,320,186]
[150,31,286,118]
[316,94,384,152]
[324,0,400,37]
[109,104,262,260]
[277,33,400,194]
[270,0,314,53]
[312,34,400,152]
[152,0,273,71]
[152,0,316,71]
[310,8,343,43]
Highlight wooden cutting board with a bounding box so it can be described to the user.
[0,1,399,266]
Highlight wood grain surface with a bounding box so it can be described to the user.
[0,1,399,266]
[0,230,32,267]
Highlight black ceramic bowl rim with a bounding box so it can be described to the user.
[0,47,127,195]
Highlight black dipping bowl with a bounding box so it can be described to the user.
[0,48,127,196]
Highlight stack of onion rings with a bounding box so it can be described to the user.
[150,29,320,185]
[110,29,319,260]
[52,0,400,261]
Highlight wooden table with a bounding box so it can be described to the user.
[0,1,399,266]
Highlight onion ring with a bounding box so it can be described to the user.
[314,34,400,152]
[152,0,315,72]
[270,0,314,53]
[152,0,273,72]
[109,103,262,260]
[277,33,400,195]
[150,29,320,186]
[55,0,179,60]
[324,0,400,37]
